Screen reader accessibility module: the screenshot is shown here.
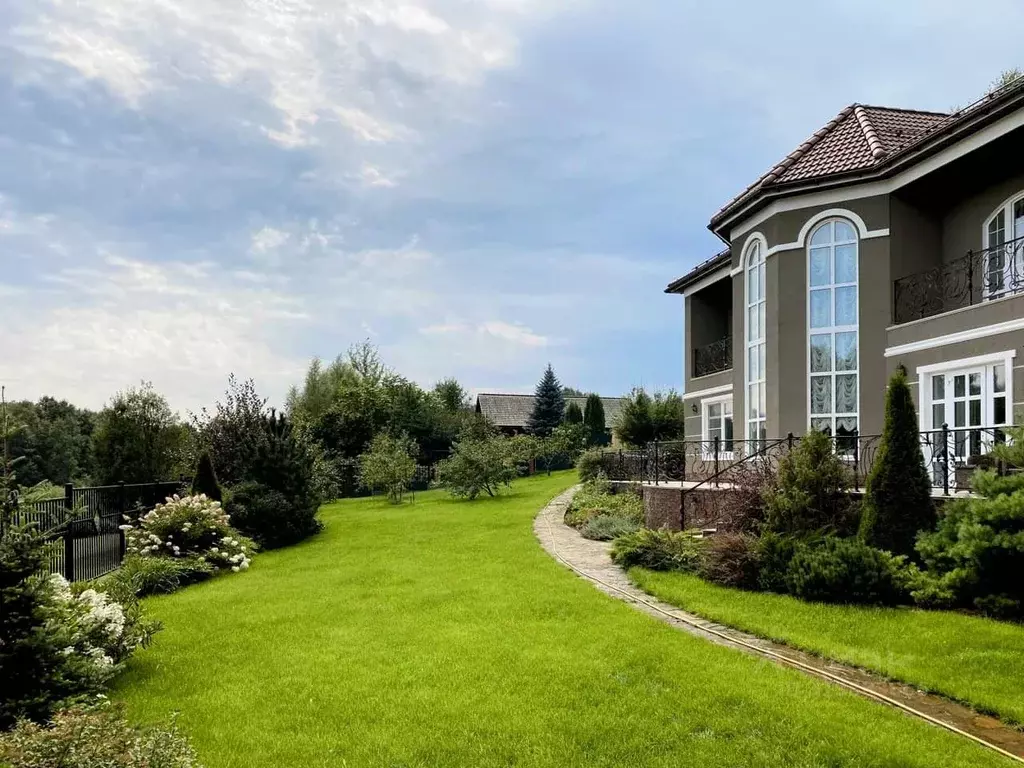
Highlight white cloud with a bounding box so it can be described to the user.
[480,320,548,347]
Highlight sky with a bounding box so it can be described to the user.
[0,0,1022,414]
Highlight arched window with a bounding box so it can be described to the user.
[745,241,766,444]
[808,219,858,441]
[982,193,1024,299]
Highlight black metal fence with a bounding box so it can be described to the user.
[7,480,185,582]
[893,236,1024,324]
[598,425,1011,496]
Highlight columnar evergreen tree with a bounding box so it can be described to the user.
[565,402,583,424]
[191,451,223,502]
[859,366,934,556]
[583,393,607,446]
[526,365,565,438]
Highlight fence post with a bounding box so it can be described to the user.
[942,423,950,497]
[852,429,860,491]
[967,251,974,306]
[64,482,74,516]
[654,440,660,486]
[118,481,127,519]
[713,436,720,488]
[63,526,74,582]
[787,432,794,452]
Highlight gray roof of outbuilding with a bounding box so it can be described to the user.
[475,393,624,429]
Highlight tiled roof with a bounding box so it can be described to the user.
[710,78,1024,231]
[665,248,731,294]
[713,105,948,225]
[475,393,625,429]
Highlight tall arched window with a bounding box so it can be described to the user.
[983,192,1024,299]
[745,241,766,444]
[808,219,858,441]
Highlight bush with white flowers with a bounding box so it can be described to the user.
[124,494,254,574]
[45,575,159,684]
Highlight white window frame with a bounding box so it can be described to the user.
[806,218,859,441]
[917,351,1016,432]
[744,238,767,445]
[701,394,735,459]
[982,191,1024,300]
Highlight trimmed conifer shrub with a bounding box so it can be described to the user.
[859,366,934,556]
[191,451,223,502]
[583,393,608,446]
[565,401,584,424]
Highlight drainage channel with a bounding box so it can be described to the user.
[535,487,1024,765]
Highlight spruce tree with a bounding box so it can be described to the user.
[191,451,223,502]
[526,365,565,438]
[565,402,583,424]
[583,393,607,446]
[859,366,934,556]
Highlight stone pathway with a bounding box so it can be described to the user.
[534,486,1024,762]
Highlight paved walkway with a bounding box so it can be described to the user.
[533,486,1024,762]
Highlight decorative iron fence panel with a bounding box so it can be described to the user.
[893,236,1024,324]
[692,336,733,378]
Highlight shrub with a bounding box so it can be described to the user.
[226,482,317,550]
[763,430,856,536]
[565,401,583,424]
[859,367,934,557]
[784,537,911,605]
[755,531,798,593]
[103,554,214,600]
[358,433,417,504]
[914,471,1024,618]
[436,437,517,499]
[249,412,322,531]
[125,494,253,573]
[580,514,641,541]
[191,451,223,502]
[0,704,202,768]
[699,533,760,589]
[610,528,705,572]
[576,448,606,483]
[564,479,643,528]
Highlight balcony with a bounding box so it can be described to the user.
[693,336,732,378]
[893,236,1024,325]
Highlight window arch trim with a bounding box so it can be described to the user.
[806,217,859,442]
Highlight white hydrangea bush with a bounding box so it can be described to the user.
[124,494,254,573]
[44,575,158,683]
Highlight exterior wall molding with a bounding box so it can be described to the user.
[915,349,1017,376]
[683,383,733,401]
[885,317,1024,357]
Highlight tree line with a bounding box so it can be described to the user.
[4,342,685,497]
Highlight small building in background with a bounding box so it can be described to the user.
[474,393,624,444]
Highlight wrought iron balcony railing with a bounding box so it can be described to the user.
[893,235,1024,325]
[692,335,732,378]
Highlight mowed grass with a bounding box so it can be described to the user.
[116,473,1012,768]
[632,568,1024,724]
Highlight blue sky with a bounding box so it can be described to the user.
[1,0,1021,413]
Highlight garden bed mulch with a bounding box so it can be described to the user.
[533,486,1024,763]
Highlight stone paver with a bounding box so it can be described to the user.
[534,486,1024,762]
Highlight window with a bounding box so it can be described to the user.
[982,193,1024,299]
[918,352,1015,485]
[702,396,734,457]
[807,219,858,443]
[745,241,766,445]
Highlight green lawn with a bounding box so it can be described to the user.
[116,473,1012,767]
[631,568,1024,724]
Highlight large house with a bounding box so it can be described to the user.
[475,393,625,441]
[669,80,1024,481]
